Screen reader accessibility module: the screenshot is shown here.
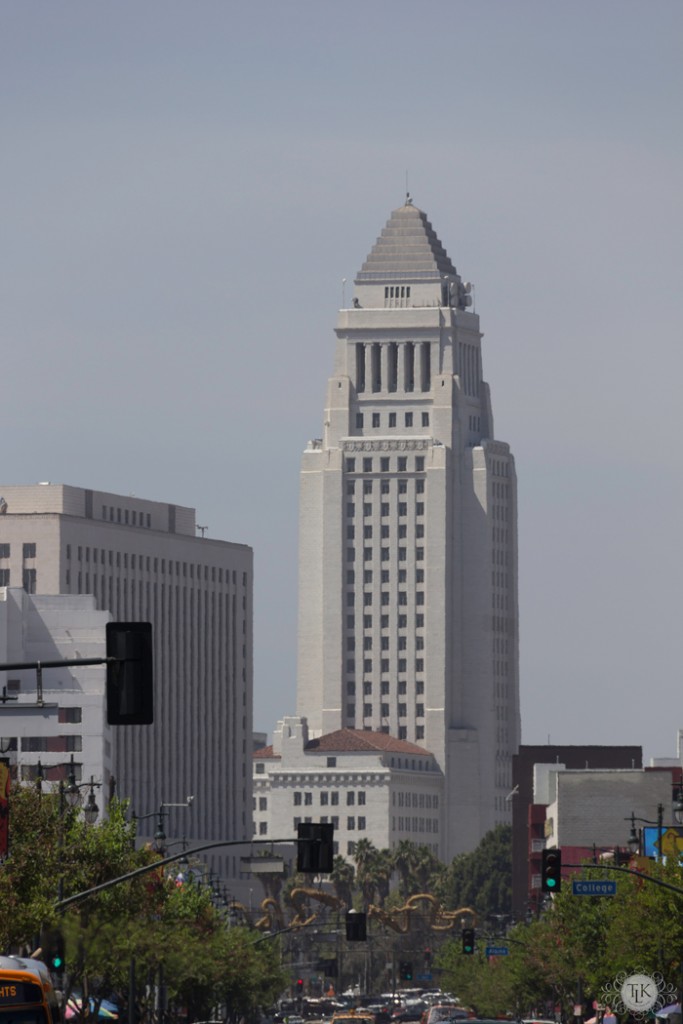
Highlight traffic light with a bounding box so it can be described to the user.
[296,979,304,993]
[296,822,334,873]
[106,622,154,725]
[424,947,432,969]
[345,910,367,941]
[541,847,562,893]
[399,961,413,981]
[41,928,65,981]
[462,927,475,955]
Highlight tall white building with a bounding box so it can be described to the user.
[0,483,253,878]
[296,200,520,858]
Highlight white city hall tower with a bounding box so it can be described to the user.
[296,199,520,858]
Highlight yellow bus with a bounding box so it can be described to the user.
[0,956,61,1024]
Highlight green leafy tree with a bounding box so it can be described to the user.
[437,824,512,919]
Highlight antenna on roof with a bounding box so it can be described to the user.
[405,171,412,205]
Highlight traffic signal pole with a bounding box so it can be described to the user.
[563,861,683,897]
[55,835,332,912]
[0,656,113,706]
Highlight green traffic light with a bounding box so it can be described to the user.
[546,878,556,888]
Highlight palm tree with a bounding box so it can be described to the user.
[414,844,443,892]
[330,855,355,908]
[392,840,420,898]
[353,838,379,909]
[373,848,394,907]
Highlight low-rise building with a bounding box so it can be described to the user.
[253,716,444,858]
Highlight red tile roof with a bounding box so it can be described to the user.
[305,729,433,757]
[252,730,435,759]
[253,744,279,759]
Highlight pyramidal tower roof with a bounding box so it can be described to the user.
[355,197,457,282]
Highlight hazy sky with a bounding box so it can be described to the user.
[2,1,682,763]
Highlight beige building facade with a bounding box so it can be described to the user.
[253,716,444,857]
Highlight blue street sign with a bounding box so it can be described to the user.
[572,880,617,896]
[416,973,433,981]
[485,946,509,957]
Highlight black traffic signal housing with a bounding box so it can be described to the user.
[462,927,475,955]
[41,928,65,981]
[106,622,154,725]
[345,910,367,941]
[296,979,304,993]
[296,822,334,873]
[541,847,562,893]
[399,961,413,981]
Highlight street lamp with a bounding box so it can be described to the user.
[83,780,100,825]
[625,804,664,859]
[132,796,193,855]
[36,755,102,823]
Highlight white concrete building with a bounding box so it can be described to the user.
[0,483,253,878]
[253,716,444,857]
[0,587,111,803]
[296,200,520,858]
[541,766,677,851]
